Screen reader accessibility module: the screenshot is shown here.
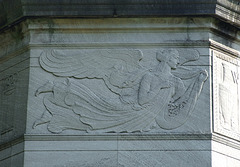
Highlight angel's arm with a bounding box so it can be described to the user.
[138,74,153,105]
[138,73,169,106]
[171,77,185,102]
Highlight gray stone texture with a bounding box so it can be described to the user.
[1,0,240,29]
[0,1,240,167]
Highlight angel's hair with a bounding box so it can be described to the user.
[156,49,179,62]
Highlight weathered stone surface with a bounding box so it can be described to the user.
[0,8,240,167]
[1,0,240,30]
[31,48,207,133]
[213,51,240,139]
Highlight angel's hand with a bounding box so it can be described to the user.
[123,81,130,87]
[199,70,208,82]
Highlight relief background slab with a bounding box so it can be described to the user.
[27,47,211,135]
[1,16,240,167]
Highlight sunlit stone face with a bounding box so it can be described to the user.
[213,51,240,140]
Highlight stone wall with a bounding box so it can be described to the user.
[1,1,240,166]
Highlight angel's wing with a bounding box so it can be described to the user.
[39,49,144,93]
[177,49,199,65]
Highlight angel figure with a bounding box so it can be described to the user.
[33,49,208,133]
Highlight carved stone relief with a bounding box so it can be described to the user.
[33,49,208,133]
[0,73,18,140]
[213,51,240,140]
[2,73,18,96]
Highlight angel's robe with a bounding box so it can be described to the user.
[61,69,206,132]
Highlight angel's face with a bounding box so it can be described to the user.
[167,53,179,69]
